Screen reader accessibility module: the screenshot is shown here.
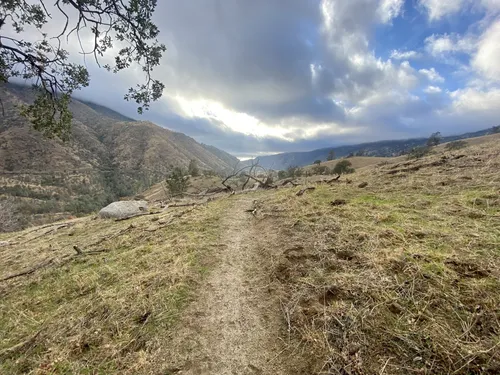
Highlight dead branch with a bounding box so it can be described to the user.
[0,328,44,359]
[166,203,197,208]
[0,258,55,282]
[281,178,300,187]
[243,174,277,189]
[222,158,272,191]
[18,223,73,245]
[87,224,136,248]
[145,207,196,232]
[114,211,161,222]
[326,175,341,183]
[296,187,316,196]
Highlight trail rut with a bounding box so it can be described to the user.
[167,196,286,375]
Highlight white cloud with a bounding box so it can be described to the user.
[425,33,476,56]
[419,68,445,82]
[390,50,421,60]
[377,0,405,23]
[472,20,500,81]
[424,85,442,93]
[449,87,500,113]
[419,0,466,20]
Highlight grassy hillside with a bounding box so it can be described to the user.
[262,136,500,374]
[1,134,498,374]
[248,128,498,169]
[298,133,500,175]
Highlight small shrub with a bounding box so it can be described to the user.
[0,199,21,232]
[166,167,189,195]
[188,160,200,177]
[312,165,329,175]
[407,146,431,159]
[332,160,355,175]
[286,166,303,178]
[445,140,468,151]
[313,160,321,165]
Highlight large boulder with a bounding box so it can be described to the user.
[99,200,148,219]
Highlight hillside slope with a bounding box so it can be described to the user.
[249,128,497,169]
[1,134,499,374]
[0,84,239,227]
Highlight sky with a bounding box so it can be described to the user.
[13,0,500,158]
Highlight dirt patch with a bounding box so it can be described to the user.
[163,196,288,375]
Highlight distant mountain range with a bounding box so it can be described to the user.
[246,129,496,170]
[0,83,238,222]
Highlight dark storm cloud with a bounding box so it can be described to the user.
[151,0,325,119]
[65,0,500,158]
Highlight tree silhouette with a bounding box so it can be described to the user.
[427,132,442,147]
[0,0,165,138]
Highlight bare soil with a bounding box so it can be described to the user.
[164,196,287,375]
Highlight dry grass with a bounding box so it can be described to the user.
[262,138,500,374]
[142,175,224,201]
[0,198,232,374]
[303,156,396,173]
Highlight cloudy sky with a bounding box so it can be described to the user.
[62,1,500,157]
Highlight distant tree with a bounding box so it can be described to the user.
[355,149,367,157]
[0,0,166,139]
[166,167,189,195]
[313,160,322,165]
[407,146,431,159]
[188,160,200,177]
[492,125,500,134]
[327,149,336,161]
[346,152,354,158]
[445,140,468,151]
[332,160,355,175]
[427,132,442,147]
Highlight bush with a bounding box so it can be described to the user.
[407,146,431,159]
[313,160,321,165]
[166,167,189,195]
[286,165,303,178]
[0,199,21,232]
[188,159,200,177]
[445,140,468,151]
[312,165,329,175]
[332,160,355,175]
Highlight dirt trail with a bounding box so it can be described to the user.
[168,195,286,375]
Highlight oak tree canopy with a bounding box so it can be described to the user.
[0,0,165,138]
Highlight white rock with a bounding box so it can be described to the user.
[98,201,148,219]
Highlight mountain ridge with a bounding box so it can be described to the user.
[246,128,496,169]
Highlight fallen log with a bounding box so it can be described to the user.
[0,258,55,282]
[281,178,300,187]
[296,187,316,196]
[326,175,341,184]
